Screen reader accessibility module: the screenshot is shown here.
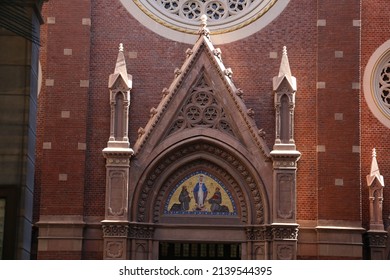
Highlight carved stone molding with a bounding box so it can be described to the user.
[136,142,266,224]
[105,157,130,166]
[276,244,294,260]
[271,225,298,240]
[246,226,272,241]
[102,224,129,237]
[129,224,154,240]
[273,159,297,168]
[366,231,388,247]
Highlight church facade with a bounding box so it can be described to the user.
[32,0,390,260]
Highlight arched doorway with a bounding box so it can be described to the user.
[129,138,271,260]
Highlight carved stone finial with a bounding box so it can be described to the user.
[247,108,255,118]
[367,147,385,187]
[186,48,193,57]
[224,68,233,78]
[138,127,145,138]
[198,14,210,38]
[273,45,296,91]
[174,67,182,77]
[150,107,157,118]
[119,43,124,52]
[213,48,222,60]
[258,129,266,139]
[200,14,208,28]
[162,87,169,97]
[283,45,287,56]
[236,88,244,98]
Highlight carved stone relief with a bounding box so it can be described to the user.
[129,224,155,240]
[366,232,388,247]
[135,242,147,260]
[102,224,129,237]
[276,244,293,260]
[272,226,298,240]
[107,170,127,217]
[246,226,272,241]
[105,240,125,259]
[254,245,266,260]
[277,173,293,219]
[167,77,236,138]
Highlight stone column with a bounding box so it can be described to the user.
[102,43,133,259]
[365,148,388,259]
[270,46,300,259]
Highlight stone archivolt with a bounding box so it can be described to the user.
[135,141,266,224]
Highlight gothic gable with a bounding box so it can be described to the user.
[133,26,270,162]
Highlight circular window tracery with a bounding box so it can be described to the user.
[379,60,390,112]
[144,0,271,30]
[120,0,290,44]
[363,39,390,128]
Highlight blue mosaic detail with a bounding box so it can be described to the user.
[164,170,238,216]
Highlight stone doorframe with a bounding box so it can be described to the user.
[125,223,298,260]
[125,135,298,260]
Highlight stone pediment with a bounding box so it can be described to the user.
[133,22,270,160]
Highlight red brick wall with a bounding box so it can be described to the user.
[316,1,361,221]
[361,0,390,230]
[35,0,390,259]
[36,1,91,216]
[35,0,91,259]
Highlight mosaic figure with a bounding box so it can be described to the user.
[193,174,208,210]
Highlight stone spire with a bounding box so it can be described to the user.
[367,148,385,187]
[105,43,133,144]
[272,46,298,147]
[273,46,296,91]
[108,43,132,90]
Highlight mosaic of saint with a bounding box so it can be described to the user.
[164,171,237,216]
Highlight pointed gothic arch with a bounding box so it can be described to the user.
[129,132,272,259]
[130,136,270,225]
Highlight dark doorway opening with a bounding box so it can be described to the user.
[159,242,241,260]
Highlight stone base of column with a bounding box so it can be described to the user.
[271,223,298,260]
[102,221,129,260]
[364,230,388,260]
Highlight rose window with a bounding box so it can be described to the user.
[363,40,390,128]
[379,60,390,112]
[126,0,282,37]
